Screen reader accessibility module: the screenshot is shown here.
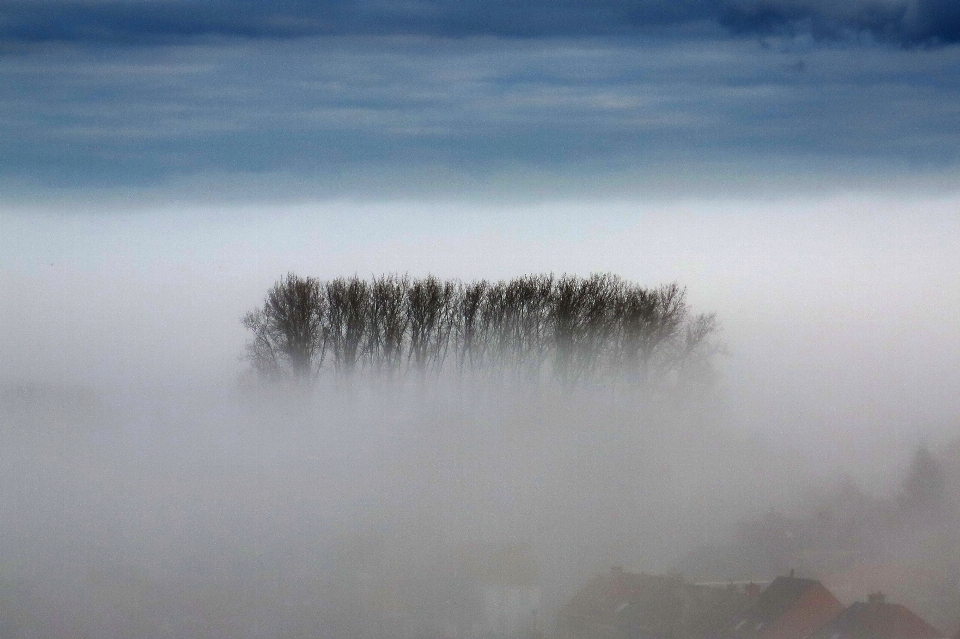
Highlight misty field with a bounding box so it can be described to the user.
[1,273,958,639]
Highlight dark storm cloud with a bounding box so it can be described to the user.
[1,0,959,47]
[2,36,959,200]
[720,0,960,46]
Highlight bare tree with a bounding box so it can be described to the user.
[242,273,326,381]
[612,283,689,383]
[406,276,455,374]
[504,274,554,378]
[242,272,720,389]
[900,444,947,516]
[367,274,409,377]
[325,277,370,375]
[454,279,488,373]
[549,274,620,382]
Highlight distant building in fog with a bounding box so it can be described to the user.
[560,566,750,639]
[448,543,541,639]
[560,569,950,639]
[718,573,844,639]
[807,593,946,639]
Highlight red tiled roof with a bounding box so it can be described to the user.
[809,601,945,639]
[860,603,944,639]
[723,576,844,639]
[761,582,844,639]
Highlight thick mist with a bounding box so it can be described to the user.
[0,369,810,639]
[5,368,958,638]
[3,199,960,638]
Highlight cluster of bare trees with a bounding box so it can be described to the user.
[243,273,719,389]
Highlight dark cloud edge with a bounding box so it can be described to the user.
[1,0,959,48]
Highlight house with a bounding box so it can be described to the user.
[822,564,957,633]
[560,567,751,639]
[807,593,947,639]
[692,582,763,639]
[718,572,845,639]
[447,543,542,639]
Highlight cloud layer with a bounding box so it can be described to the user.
[1,0,959,46]
[2,35,959,199]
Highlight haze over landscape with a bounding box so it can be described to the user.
[2,1,960,638]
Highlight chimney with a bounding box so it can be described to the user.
[789,569,795,578]
[868,592,886,605]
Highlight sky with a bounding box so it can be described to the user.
[3,0,960,475]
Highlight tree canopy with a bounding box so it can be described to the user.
[243,272,719,390]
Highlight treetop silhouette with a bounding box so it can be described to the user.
[243,272,719,390]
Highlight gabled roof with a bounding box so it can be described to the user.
[808,601,945,639]
[745,577,822,627]
[563,569,683,624]
[721,575,844,639]
[563,568,750,639]
[693,587,757,639]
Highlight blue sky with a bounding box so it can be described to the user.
[3,0,960,471]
